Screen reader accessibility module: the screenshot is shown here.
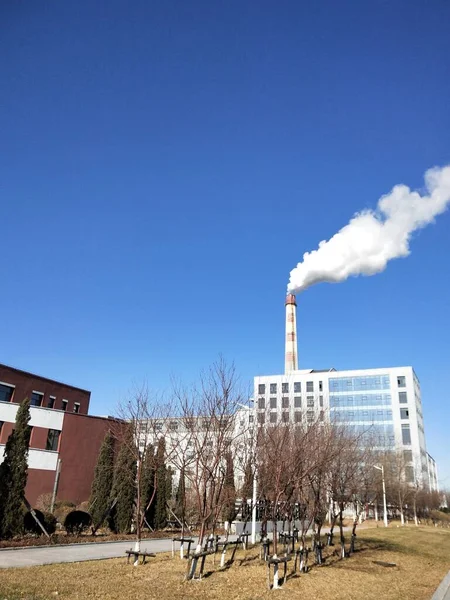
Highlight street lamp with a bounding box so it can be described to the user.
[373,465,388,528]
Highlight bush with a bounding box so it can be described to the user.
[24,510,57,535]
[54,500,76,525]
[35,493,53,513]
[64,510,92,535]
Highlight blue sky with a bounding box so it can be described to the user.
[1,1,449,485]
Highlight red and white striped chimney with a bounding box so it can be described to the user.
[285,294,298,373]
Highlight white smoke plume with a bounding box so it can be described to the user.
[288,165,450,294]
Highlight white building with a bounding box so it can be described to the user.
[253,295,438,492]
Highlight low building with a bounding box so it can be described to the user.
[0,363,116,505]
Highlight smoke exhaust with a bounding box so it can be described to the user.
[288,165,450,294]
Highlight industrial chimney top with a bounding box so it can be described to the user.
[285,293,297,306]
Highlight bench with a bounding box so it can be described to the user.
[125,549,156,565]
[172,537,194,559]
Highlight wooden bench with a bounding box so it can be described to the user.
[172,537,194,559]
[125,550,156,565]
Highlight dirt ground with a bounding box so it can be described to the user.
[0,526,449,600]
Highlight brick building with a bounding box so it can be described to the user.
[0,363,117,505]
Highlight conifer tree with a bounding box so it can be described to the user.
[89,430,115,528]
[109,430,136,533]
[0,398,31,538]
[175,467,186,524]
[222,452,237,525]
[154,437,168,529]
[240,459,254,520]
[140,444,156,528]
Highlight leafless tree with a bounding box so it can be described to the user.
[173,357,248,579]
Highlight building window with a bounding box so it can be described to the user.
[282,397,289,409]
[270,383,277,394]
[61,400,68,411]
[73,403,80,414]
[258,384,266,395]
[319,410,324,422]
[294,382,301,393]
[169,421,178,431]
[306,381,314,393]
[405,466,415,483]
[403,450,413,463]
[31,392,43,407]
[399,391,407,404]
[269,412,277,423]
[0,383,14,403]
[319,395,323,408]
[47,396,56,409]
[307,396,314,407]
[401,424,411,445]
[294,412,302,423]
[281,412,289,423]
[249,415,254,423]
[319,381,323,392]
[294,396,301,408]
[282,383,289,394]
[270,397,277,409]
[400,408,409,420]
[397,376,406,388]
[258,398,265,409]
[307,410,314,422]
[46,429,60,451]
[257,413,265,424]
[0,421,3,435]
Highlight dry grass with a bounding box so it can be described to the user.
[1,526,449,600]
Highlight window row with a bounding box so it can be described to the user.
[0,384,80,413]
[0,422,61,452]
[329,375,390,392]
[331,409,393,422]
[329,394,392,408]
[257,381,323,395]
[257,396,323,409]
[257,411,324,424]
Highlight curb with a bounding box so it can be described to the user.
[432,571,450,600]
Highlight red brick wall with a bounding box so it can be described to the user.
[0,364,90,415]
[57,414,119,505]
[26,469,57,506]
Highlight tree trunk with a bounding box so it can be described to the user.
[338,507,346,559]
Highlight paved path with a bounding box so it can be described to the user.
[0,538,177,569]
[0,526,356,569]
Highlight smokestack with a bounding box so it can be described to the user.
[285,293,298,373]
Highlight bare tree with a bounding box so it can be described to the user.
[173,358,248,579]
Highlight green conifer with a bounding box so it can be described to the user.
[140,444,155,528]
[109,430,136,534]
[154,438,168,529]
[89,430,115,528]
[222,452,237,524]
[0,398,31,538]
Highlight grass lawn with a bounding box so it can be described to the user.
[0,526,449,599]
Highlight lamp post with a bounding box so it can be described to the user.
[251,467,257,544]
[373,465,388,527]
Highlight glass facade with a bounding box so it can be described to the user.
[331,408,393,422]
[330,393,392,407]
[329,375,390,392]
